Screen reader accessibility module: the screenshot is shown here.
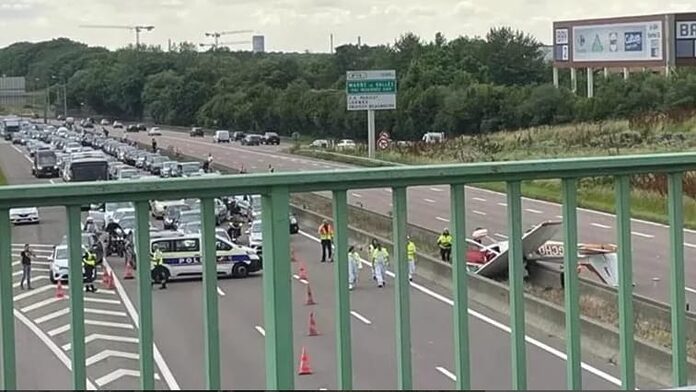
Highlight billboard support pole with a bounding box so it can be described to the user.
[570,68,577,94]
[586,68,594,98]
[552,68,559,88]
[367,110,375,159]
[603,68,609,78]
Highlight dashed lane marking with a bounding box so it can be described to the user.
[632,231,654,239]
[63,334,139,351]
[686,243,696,249]
[429,187,444,192]
[423,198,436,203]
[591,223,611,229]
[436,217,450,223]
[436,366,457,381]
[472,210,486,216]
[350,311,372,325]
[255,326,266,336]
[525,208,543,214]
[473,197,486,202]
[351,193,363,198]
[497,202,507,207]
[494,233,508,239]
[217,286,225,296]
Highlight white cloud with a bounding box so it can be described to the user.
[0,0,693,51]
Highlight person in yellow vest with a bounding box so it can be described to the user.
[318,219,334,262]
[151,246,167,289]
[407,236,417,282]
[367,239,377,280]
[348,245,361,290]
[372,242,389,288]
[82,250,97,293]
[437,228,453,262]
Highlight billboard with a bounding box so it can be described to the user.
[572,21,663,62]
[676,21,696,59]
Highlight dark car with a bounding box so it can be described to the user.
[137,123,147,131]
[232,131,246,142]
[241,134,262,146]
[262,132,280,145]
[190,127,204,137]
[126,124,139,133]
[32,150,59,178]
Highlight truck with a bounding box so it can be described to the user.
[2,117,21,141]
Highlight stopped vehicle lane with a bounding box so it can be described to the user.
[109,125,696,305]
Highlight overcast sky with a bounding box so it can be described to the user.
[0,0,693,52]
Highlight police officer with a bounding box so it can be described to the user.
[348,245,360,290]
[406,235,417,282]
[372,242,389,288]
[318,219,334,263]
[151,137,158,153]
[437,228,453,262]
[82,250,97,293]
[151,245,167,289]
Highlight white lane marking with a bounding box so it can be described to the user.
[85,308,128,317]
[95,369,161,387]
[350,310,372,325]
[472,210,486,216]
[217,286,226,296]
[11,253,50,259]
[525,208,542,214]
[436,217,450,223]
[87,349,139,366]
[436,366,457,381]
[352,193,363,198]
[13,284,53,301]
[49,179,55,184]
[686,287,696,295]
[632,231,654,239]
[35,307,70,323]
[429,187,444,192]
[84,319,134,329]
[13,310,97,390]
[11,243,55,248]
[298,230,622,386]
[20,295,62,312]
[13,268,49,276]
[555,215,564,219]
[382,189,391,194]
[591,223,611,229]
[105,260,180,390]
[686,243,696,249]
[47,324,71,336]
[10,145,32,163]
[255,326,266,336]
[12,260,50,266]
[473,197,486,202]
[13,275,48,288]
[63,334,140,351]
[423,198,436,204]
[292,274,309,285]
[497,202,507,207]
[494,233,508,239]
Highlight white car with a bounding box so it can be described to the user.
[113,121,124,129]
[100,119,110,126]
[213,130,230,143]
[148,127,162,136]
[310,139,329,148]
[10,207,40,224]
[248,219,263,250]
[336,139,356,150]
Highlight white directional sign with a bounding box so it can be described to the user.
[346,70,397,111]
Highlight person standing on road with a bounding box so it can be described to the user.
[151,246,167,289]
[203,153,214,173]
[82,250,97,293]
[348,245,360,290]
[151,137,158,153]
[20,244,35,290]
[372,242,389,288]
[318,219,334,262]
[437,228,453,262]
[407,236,417,282]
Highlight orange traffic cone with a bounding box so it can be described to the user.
[124,262,134,280]
[106,271,116,290]
[297,346,313,375]
[101,270,109,285]
[55,281,65,299]
[305,284,316,305]
[307,312,320,336]
[298,262,308,281]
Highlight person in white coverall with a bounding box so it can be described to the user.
[348,245,360,290]
[372,242,389,288]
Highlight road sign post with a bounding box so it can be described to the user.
[346,70,396,159]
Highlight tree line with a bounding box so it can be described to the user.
[1,31,696,140]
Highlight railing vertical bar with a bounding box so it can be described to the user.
[0,209,15,389]
[332,190,352,389]
[450,184,470,389]
[392,186,412,389]
[561,178,582,389]
[668,172,687,387]
[506,181,527,390]
[134,201,154,390]
[261,186,294,390]
[66,205,86,390]
[201,198,221,389]
[615,175,635,390]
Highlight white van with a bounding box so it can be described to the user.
[150,233,261,279]
[422,132,445,144]
[214,130,231,143]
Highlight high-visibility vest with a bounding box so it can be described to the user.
[82,252,96,267]
[373,247,389,264]
[437,234,453,248]
[151,250,163,267]
[368,244,375,261]
[318,224,334,240]
[407,241,416,261]
[348,251,360,265]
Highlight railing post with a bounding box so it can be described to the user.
[332,190,352,389]
[0,208,16,390]
[450,184,470,389]
[261,186,294,390]
[201,198,221,389]
[66,205,86,390]
[615,175,635,390]
[506,181,527,390]
[392,186,412,389]
[134,201,154,390]
[668,172,687,387]
[561,178,581,389]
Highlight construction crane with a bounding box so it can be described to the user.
[203,30,253,49]
[79,25,155,49]
[199,40,251,50]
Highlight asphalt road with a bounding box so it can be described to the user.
[110,126,696,306]
[2,138,638,389]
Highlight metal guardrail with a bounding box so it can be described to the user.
[0,152,695,389]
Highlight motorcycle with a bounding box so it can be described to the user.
[106,228,126,257]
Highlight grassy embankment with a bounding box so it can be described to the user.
[291,116,696,229]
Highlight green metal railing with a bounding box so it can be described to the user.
[0,152,695,389]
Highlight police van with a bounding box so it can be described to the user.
[150,232,261,280]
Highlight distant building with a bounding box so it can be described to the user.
[0,76,27,107]
[253,35,265,53]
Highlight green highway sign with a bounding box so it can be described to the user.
[346,70,397,111]
[347,79,396,94]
